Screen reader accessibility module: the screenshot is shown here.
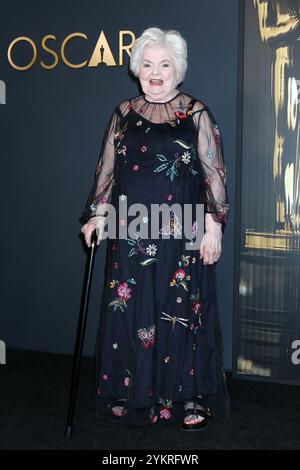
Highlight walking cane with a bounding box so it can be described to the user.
[65,230,98,438]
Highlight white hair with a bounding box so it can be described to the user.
[129,27,188,87]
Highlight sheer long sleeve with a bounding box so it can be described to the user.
[193,103,229,231]
[80,107,121,225]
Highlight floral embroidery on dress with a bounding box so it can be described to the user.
[137,324,155,349]
[126,231,158,266]
[153,139,198,181]
[166,98,194,127]
[149,398,173,424]
[108,278,136,311]
[190,288,203,329]
[169,255,192,290]
[213,124,222,145]
[114,120,128,156]
[214,201,229,224]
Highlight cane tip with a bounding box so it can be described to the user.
[65,425,73,438]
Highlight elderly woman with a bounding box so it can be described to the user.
[81,27,230,430]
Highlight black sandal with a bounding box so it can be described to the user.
[181,398,212,431]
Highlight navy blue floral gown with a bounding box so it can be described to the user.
[81,91,230,425]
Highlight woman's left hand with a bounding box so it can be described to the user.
[200,215,223,264]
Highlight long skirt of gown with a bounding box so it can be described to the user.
[94,105,230,425]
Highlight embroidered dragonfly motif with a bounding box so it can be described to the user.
[160,312,189,330]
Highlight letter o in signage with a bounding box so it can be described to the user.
[7,36,37,71]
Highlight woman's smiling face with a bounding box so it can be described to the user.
[139,45,178,102]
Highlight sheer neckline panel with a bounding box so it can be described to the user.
[127,92,201,125]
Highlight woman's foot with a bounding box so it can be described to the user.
[181,398,212,431]
[109,399,127,421]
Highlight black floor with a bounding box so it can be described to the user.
[0,348,299,450]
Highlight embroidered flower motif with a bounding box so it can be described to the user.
[190,323,195,331]
[114,121,128,146]
[167,98,194,127]
[116,282,132,301]
[126,232,158,266]
[192,257,196,264]
[189,368,195,376]
[114,262,119,269]
[169,255,192,289]
[124,377,130,386]
[190,288,203,329]
[207,150,214,159]
[214,201,229,224]
[213,125,222,145]
[146,244,157,256]
[137,324,155,349]
[136,120,143,126]
[157,398,173,420]
[160,407,172,420]
[192,301,202,315]
[174,110,189,122]
[154,140,198,181]
[164,356,170,363]
[140,145,147,153]
[112,343,118,349]
[133,164,140,171]
[120,194,127,201]
[167,194,173,201]
[108,278,136,311]
[142,216,149,223]
[176,297,182,303]
[181,151,191,164]
[169,257,191,290]
[102,374,108,381]
[174,268,186,280]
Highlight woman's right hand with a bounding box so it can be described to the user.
[81,216,106,247]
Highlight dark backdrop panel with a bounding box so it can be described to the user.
[0,0,237,368]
